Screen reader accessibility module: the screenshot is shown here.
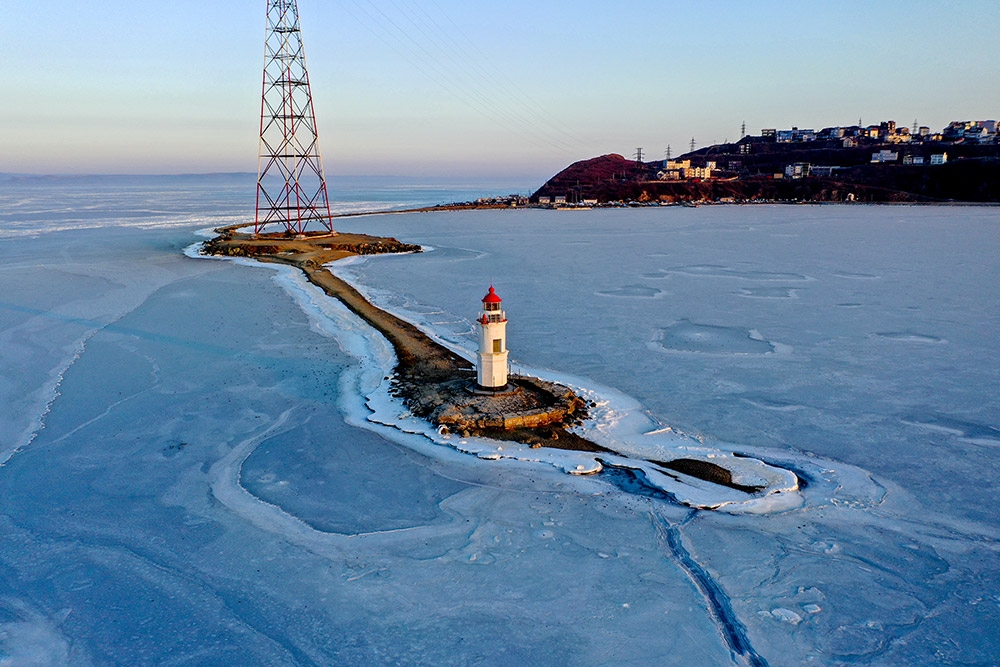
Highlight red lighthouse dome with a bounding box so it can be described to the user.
[482,285,502,304]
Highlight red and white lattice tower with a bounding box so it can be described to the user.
[255,0,335,236]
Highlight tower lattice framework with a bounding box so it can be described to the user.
[255,0,335,235]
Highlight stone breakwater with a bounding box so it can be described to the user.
[204,229,596,452]
[203,233,421,263]
[203,227,776,489]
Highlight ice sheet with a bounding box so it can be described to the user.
[2,184,999,665]
[325,204,1000,663]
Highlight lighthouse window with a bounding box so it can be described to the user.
[493,339,502,353]
[485,302,500,312]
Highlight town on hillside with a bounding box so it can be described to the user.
[531,119,1000,205]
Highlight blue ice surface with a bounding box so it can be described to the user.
[330,204,1000,663]
[0,178,998,665]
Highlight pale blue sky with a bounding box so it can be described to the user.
[2,0,998,179]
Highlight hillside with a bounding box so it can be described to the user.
[532,139,1000,204]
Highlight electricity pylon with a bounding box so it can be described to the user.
[255,0,335,236]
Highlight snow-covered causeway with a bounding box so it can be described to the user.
[1,178,998,665]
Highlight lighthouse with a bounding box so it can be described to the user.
[477,285,509,390]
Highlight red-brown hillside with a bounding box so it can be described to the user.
[532,154,641,200]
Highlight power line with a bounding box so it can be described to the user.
[392,0,595,150]
[338,0,593,157]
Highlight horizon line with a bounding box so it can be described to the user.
[0,171,540,182]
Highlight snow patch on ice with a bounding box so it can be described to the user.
[834,271,880,280]
[741,396,807,412]
[0,332,95,467]
[657,320,777,355]
[664,264,813,282]
[769,607,803,625]
[596,284,664,298]
[872,331,946,344]
[901,415,1000,446]
[0,214,245,239]
[738,286,800,299]
[0,603,80,667]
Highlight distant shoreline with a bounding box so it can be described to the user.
[214,197,1000,241]
[531,148,1000,205]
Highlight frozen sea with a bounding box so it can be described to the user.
[1,175,998,666]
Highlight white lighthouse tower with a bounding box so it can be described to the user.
[477,285,509,390]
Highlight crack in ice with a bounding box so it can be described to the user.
[651,510,769,667]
